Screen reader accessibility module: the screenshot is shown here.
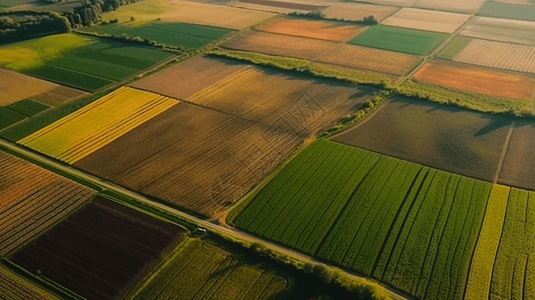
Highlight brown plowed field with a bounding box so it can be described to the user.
[321,3,398,22]
[316,44,420,76]
[78,57,376,216]
[258,18,366,42]
[0,69,87,106]
[460,17,535,46]
[0,150,95,256]
[381,8,469,34]
[412,60,535,100]
[10,197,183,300]
[131,56,252,100]
[221,31,338,60]
[332,97,512,182]
[453,39,535,74]
[498,123,535,190]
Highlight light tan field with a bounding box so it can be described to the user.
[381,8,469,34]
[361,0,417,7]
[321,3,398,22]
[413,0,486,13]
[316,44,420,76]
[101,0,276,30]
[460,17,535,46]
[493,0,534,3]
[0,69,87,106]
[453,39,535,74]
[258,18,366,42]
[221,31,338,60]
[413,60,535,100]
[228,2,302,13]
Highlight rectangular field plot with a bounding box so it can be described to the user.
[498,123,535,190]
[321,3,398,22]
[234,139,492,300]
[332,97,512,182]
[0,266,56,300]
[131,239,287,300]
[349,25,448,55]
[460,17,535,46]
[361,0,416,6]
[10,197,183,300]
[452,39,535,75]
[436,36,473,60]
[19,87,178,165]
[0,69,87,107]
[412,60,535,101]
[413,0,486,13]
[5,99,50,117]
[221,31,338,60]
[381,8,469,34]
[101,0,276,30]
[0,108,26,130]
[316,44,421,76]
[0,33,173,91]
[257,18,366,42]
[477,1,535,22]
[83,21,232,49]
[237,0,326,11]
[0,151,96,256]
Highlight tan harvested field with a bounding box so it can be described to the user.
[101,0,276,30]
[0,150,95,255]
[460,17,535,46]
[236,0,327,11]
[321,3,398,22]
[258,18,366,42]
[412,60,535,100]
[453,39,535,74]
[78,57,376,216]
[228,1,302,13]
[412,0,486,13]
[221,31,338,60]
[316,44,420,76]
[0,69,87,106]
[362,0,417,6]
[381,8,470,34]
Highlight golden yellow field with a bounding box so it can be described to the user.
[381,8,470,34]
[465,185,510,300]
[453,39,535,74]
[321,3,398,22]
[20,87,178,164]
[101,0,276,30]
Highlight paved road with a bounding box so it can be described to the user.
[0,138,412,300]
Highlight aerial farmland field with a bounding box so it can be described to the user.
[235,0,327,11]
[412,0,486,13]
[349,25,448,55]
[129,239,287,300]
[498,124,535,190]
[221,30,338,60]
[381,8,469,34]
[460,17,535,46]
[320,3,398,22]
[332,97,512,182]
[361,0,416,6]
[257,18,366,42]
[10,197,183,300]
[0,108,26,130]
[0,265,58,300]
[0,150,96,256]
[477,0,535,22]
[234,139,492,300]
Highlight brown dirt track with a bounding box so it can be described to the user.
[221,31,338,60]
[412,60,535,100]
[316,44,421,76]
[498,123,535,190]
[10,197,183,300]
[258,18,366,42]
[332,97,513,182]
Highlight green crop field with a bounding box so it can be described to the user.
[234,139,492,300]
[436,36,472,60]
[130,239,287,300]
[83,21,232,49]
[477,1,535,22]
[0,33,174,91]
[350,25,449,55]
[5,99,50,117]
[0,107,26,130]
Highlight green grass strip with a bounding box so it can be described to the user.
[0,107,26,130]
[5,99,50,117]
[436,36,472,60]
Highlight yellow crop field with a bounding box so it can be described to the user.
[20,87,177,164]
[101,0,276,30]
[465,185,510,300]
[453,39,535,75]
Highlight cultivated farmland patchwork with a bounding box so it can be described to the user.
[381,8,469,34]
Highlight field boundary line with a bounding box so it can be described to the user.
[494,123,514,184]
[329,101,387,139]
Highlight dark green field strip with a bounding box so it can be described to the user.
[0,108,26,130]
[49,56,138,81]
[350,25,449,56]
[85,21,232,49]
[24,65,115,92]
[235,139,493,300]
[490,189,535,300]
[436,36,472,60]
[477,1,535,22]
[5,99,50,117]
